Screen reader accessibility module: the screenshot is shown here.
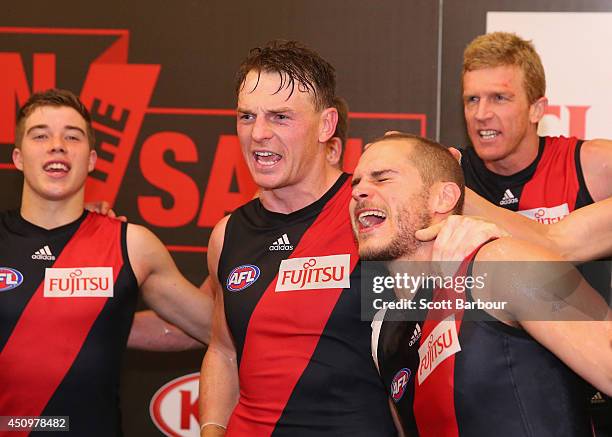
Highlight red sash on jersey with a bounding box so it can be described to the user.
[519,136,580,212]
[0,214,123,435]
[413,246,482,437]
[227,179,358,437]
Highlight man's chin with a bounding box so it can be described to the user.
[359,247,395,262]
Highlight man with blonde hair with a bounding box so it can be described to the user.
[459,31,612,436]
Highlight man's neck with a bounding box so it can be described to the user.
[386,243,435,301]
[20,191,85,230]
[259,167,342,214]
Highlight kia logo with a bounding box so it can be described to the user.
[150,373,200,436]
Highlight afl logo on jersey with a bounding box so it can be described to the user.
[227,265,260,292]
[391,368,411,403]
[0,267,23,292]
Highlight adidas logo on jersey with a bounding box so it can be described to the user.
[31,245,56,261]
[591,391,606,405]
[408,323,422,347]
[499,189,519,206]
[269,234,293,251]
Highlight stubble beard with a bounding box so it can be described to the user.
[359,192,431,262]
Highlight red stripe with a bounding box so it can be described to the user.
[519,136,580,212]
[0,214,123,434]
[0,26,128,36]
[165,245,208,253]
[413,251,478,437]
[226,179,358,436]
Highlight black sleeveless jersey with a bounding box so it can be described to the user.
[461,135,610,298]
[217,174,396,437]
[0,210,138,437]
[461,136,611,435]
[372,255,592,437]
[461,136,593,216]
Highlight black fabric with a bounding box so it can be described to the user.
[218,174,396,436]
[0,210,138,437]
[377,271,591,437]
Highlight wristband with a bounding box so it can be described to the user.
[200,422,227,431]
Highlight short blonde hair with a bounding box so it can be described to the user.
[463,32,545,104]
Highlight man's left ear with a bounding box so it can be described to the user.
[318,107,338,143]
[12,148,23,171]
[429,182,462,215]
[326,137,342,168]
[88,150,97,173]
[529,96,547,124]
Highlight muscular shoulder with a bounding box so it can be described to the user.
[125,223,169,285]
[580,138,612,201]
[475,237,562,263]
[208,214,231,278]
[473,238,584,321]
[126,223,160,251]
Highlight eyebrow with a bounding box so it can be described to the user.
[26,124,86,136]
[236,107,295,114]
[351,169,398,187]
[371,169,398,178]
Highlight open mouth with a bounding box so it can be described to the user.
[478,129,500,140]
[43,161,70,174]
[357,209,387,231]
[253,151,282,166]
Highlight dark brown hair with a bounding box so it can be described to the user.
[235,40,336,111]
[15,88,95,149]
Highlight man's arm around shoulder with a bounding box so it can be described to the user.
[126,223,212,344]
[475,238,612,396]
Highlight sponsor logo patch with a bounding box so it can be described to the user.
[517,203,570,224]
[226,264,260,292]
[44,267,114,297]
[417,315,461,385]
[0,267,24,292]
[275,254,351,292]
[391,368,411,403]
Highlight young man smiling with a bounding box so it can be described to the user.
[0,89,212,436]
